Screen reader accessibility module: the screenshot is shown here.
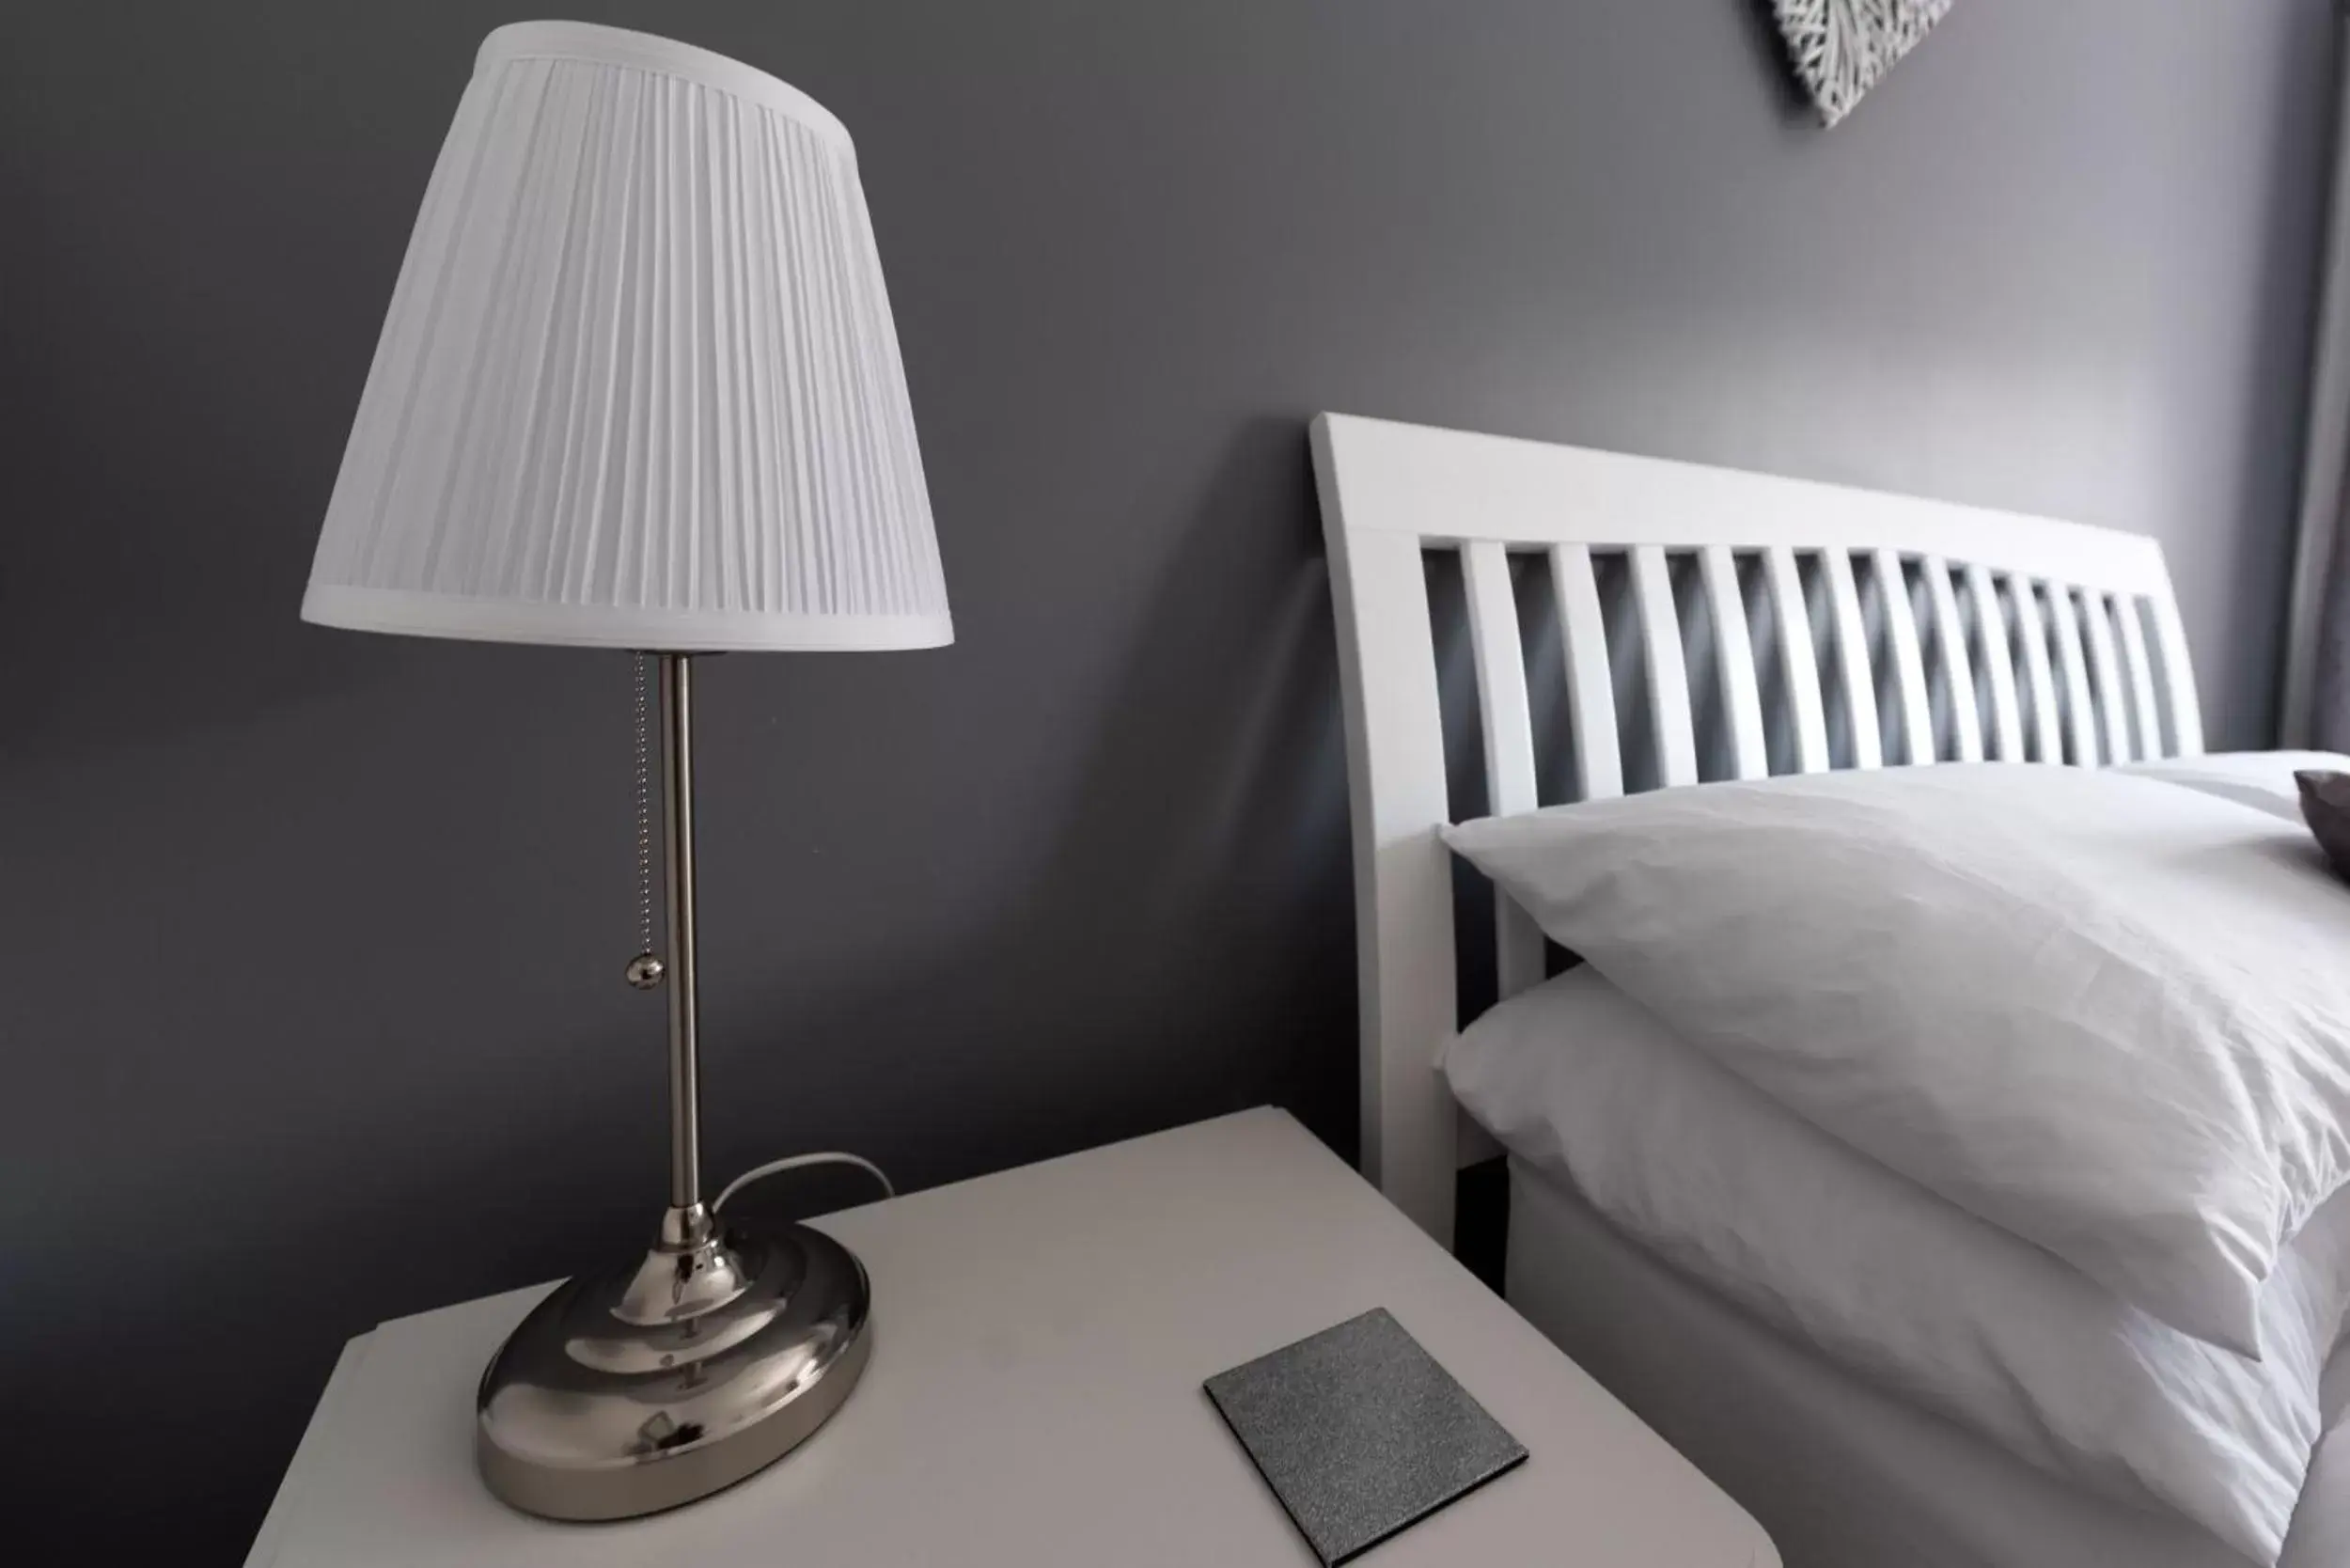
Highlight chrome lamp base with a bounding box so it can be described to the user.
[475,653,872,1520]
[476,1206,872,1521]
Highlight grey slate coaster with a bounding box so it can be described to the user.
[1203,1307,1528,1565]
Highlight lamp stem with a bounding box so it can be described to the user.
[659,651,702,1214]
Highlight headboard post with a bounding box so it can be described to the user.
[1312,416,1461,1245]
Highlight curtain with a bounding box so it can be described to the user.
[2284,19,2350,749]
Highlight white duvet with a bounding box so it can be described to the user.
[1449,967,2350,1563]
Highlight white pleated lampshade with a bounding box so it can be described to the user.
[305,22,950,651]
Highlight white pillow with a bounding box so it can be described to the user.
[2118,751,2350,823]
[1443,763,2350,1356]
[1447,966,2349,1564]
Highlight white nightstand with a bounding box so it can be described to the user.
[245,1108,1778,1567]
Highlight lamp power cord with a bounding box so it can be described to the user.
[713,1151,895,1215]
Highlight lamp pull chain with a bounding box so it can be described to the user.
[625,653,666,992]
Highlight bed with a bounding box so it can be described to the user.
[1309,412,2350,1567]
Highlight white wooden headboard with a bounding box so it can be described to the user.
[1312,412,2204,1247]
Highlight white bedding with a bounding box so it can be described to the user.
[2119,750,2350,823]
[1449,966,2350,1561]
[1445,763,2350,1357]
[1506,1158,2350,1568]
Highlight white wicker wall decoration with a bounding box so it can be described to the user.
[1772,0,1954,128]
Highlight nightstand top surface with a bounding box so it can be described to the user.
[249,1107,1775,1567]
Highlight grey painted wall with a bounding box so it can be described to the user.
[2,1,2333,1559]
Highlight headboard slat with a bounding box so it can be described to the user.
[2149,595,2205,757]
[1762,547,1830,773]
[2116,597,2164,764]
[1922,557,1983,763]
[2045,583,2101,765]
[1630,545,1700,787]
[1550,545,1624,799]
[2080,590,2132,765]
[1462,542,1539,815]
[1462,541,1545,999]
[1872,549,1936,764]
[1964,564,2026,761]
[1822,550,1885,769]
[2006,576,2064,763]
[1700,546,1769,780]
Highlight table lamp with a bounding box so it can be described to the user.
[302,21,949,1520]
